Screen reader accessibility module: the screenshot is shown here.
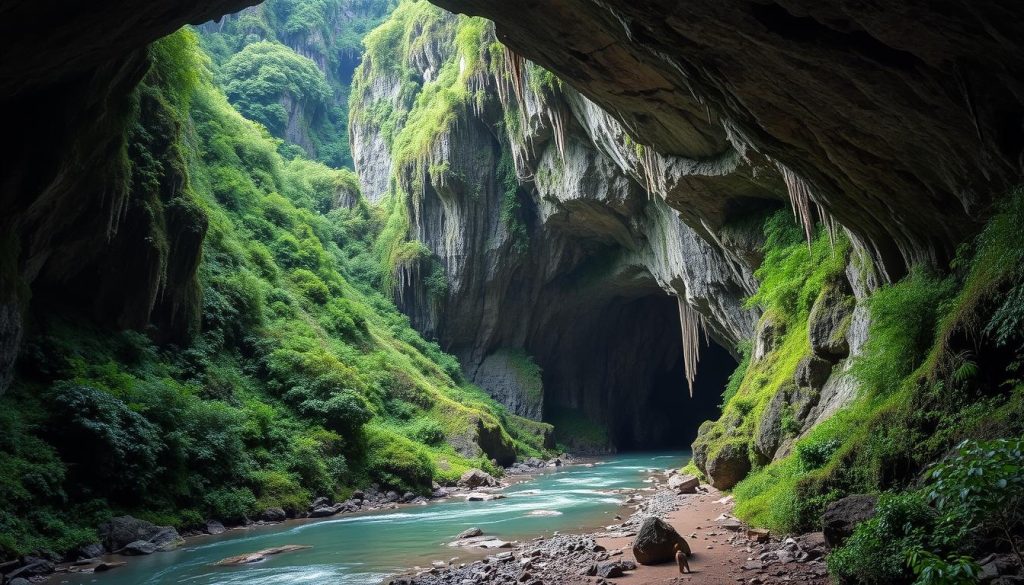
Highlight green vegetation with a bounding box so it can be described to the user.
[692,189,1024,583]
[199,0,396,166]
[829,436,1023,584]
[548,406,612,453]
[0,28,551,559]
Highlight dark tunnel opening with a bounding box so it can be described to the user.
[608,338,734,450]
[538,292,737,453]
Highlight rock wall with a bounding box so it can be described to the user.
[0,0,260,395]
[350,10,763,448]
[429,0,1024,280]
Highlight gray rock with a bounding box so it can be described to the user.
[667,474,699,494]
[148,527,184,551]
[99,516,181,553]
[76,542,105,559]
[631,517,690,565]
[457,468,499,488]
[596,561,625,578]
[754,386,789,462]
[705,441,751,489]
[261,507,287,522]
[205,520,226,535]
[9,579,31,585]
[309,505,341,518]
[821,495,877,548]
[794,354,833,392]
[118,540,157,555]
[808,283,854,361]
[457,527,483,539]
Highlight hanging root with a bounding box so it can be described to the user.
[677,297,706,398]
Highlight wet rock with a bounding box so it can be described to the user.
[466,492,506,502]
[100,516,180,552]
[631,517,690,565]
[457,468,500,488]
[215,545,312,566]
[457,527,483,539]
[261,507,287,522]
[118,540,157,555]
[94,561,127,572]
[76,542,105,559]
[822,495,877,548]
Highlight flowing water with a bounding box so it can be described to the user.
[59,452,686,585]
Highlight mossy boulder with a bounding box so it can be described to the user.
[808,283,854,361]
[706,439,752,489]
[794,354,833,392]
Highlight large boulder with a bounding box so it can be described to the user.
[118,541,157,555]
[457,468,499,488]
[808,284,854,361]
[99,516,182,553]
[632,517,690,564]
[706,440,751,489]
[754,387,789,463]
[205,520,226,535]
[260,507,287,522]
[822,494,878,548]
[794,354,833,392]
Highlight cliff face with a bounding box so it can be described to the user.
[429,0,1024,280]
[350,6,763,449]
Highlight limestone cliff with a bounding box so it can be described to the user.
[350,6,765,449]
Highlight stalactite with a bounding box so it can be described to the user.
[546,104,567,164]
[640,146,667,199]
[778,163,816,247]
[777,162,838,249]
[677,297,705,398]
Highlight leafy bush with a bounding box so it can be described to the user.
[203,487,258,523]
[47,384,163,499]
[409,419,446,445]
[829,493,936,584]
[364,425,435,492]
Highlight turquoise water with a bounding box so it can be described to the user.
[58,452,685,585]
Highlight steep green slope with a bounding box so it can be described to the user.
[198,0,395,166]
[694,200,1024,582]
[0,29,549,559]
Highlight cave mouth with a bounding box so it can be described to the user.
[538,292,736,453]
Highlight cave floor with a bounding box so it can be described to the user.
[598,489,829,585]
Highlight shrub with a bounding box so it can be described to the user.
[203,487,257,523]
[828,492,936,584]
[47,383,163,499]
[409,419,446,445]
[364,425,434,492]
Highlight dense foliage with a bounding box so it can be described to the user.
[0,28,550,559]
[699,188,1024,584]
[199,0,395,166]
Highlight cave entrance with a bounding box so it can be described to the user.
[539,293,736,453]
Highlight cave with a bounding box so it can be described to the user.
[535,290,736,453]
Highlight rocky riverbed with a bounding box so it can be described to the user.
[386,468,838,585]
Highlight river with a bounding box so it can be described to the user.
[57,452,686,585]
